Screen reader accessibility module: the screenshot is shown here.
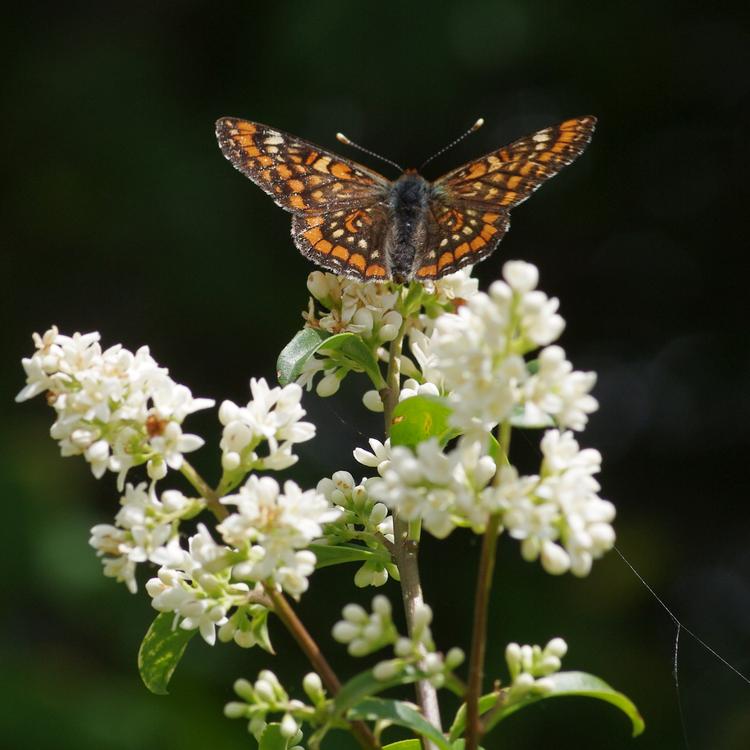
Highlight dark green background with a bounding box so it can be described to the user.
[3,2,749,749]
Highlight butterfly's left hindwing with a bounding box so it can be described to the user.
[292,205,390,281]
[215,118,389,213]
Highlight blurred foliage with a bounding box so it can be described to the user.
[3,2,749,749]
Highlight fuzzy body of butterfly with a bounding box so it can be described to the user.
[215,116,596,283]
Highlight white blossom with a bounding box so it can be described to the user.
[219,378,315,474]
[89,483,195,593]
[218,475,339,597]
[17,326,213,487]
[368,437,497,538]
[353,438,392,476]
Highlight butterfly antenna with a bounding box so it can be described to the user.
[419,117,485,171]
[336,132,404,173]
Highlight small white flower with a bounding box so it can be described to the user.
[353,438,392,476]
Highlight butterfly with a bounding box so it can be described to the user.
[215,115,596,283]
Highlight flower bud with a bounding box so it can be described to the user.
[316,371,341,397]
[503,260,538,292]
[233,678,255,702]
[373,659,401,681]
[224,701,248,719]
[303,672,324,702]
[280,713,299,739]
[362,389,384,412]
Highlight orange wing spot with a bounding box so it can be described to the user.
[416,264,437,278]
[366,264,387,278]
[287,178,305,192]
[303,227,323,245]
[290,194,306,209]
[560,119,581,130]
[311,190,324,201]
[305,151,319,165]
[258,156,274,167]
[481,224,498,240]
[499,148,511,160]
[470,236,486,251]
[308,175,325,186]
[466,162,487,179]
[345,209,373,233]
[290,155,303,164]
[332,245,350,260]
[538,151,555,162]
[243,146,260,157]
[313,156,331,173]
[276,165,292,179]
[260,169,272,182]
[507,175,523,189]
[235,121,256,133]
[520,162,538,176]
[500,191,518,205]
[307,216,324,227]
[317,240,333,255]
[331,162,352,179]
[454,243,471,260]
[552,140,572,153]
[438,250,456,269]
[482,212,500,223]
[349,253,366,271]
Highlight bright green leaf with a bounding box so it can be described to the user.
[138,612,195,695]
[390,396,453,447]
[348,698,451,750]
[259,723,291,750]
[317,332,385,388]
[277,328,331,386]
[448,671,644,741]
[383,741,421,750]
[309,542,386,569]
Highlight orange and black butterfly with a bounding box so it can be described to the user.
[215,116,596,283]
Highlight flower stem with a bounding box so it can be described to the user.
[381,310,444,746]
[180,459,228,520]
[465,422,511,750]
[264,585,379,750]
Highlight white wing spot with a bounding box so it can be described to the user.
[533,132,551,143]
[264,135,284,145]
[440,238,448,247]
[357,239,368,249]
[332,229,344,238]
[462,226,473,235]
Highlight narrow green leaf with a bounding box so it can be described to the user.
[348,698,451,750]
[333,667,428,717]
[309,542,385,569]
[277,328,331,386]
[383,741,421,750]
[138,612,196,695]
[259,723,290,750]
[317,332,385,388]
[448,671,644,741]
[390,396,453,447]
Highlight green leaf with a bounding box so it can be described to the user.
[448,671,644,741]
[259,723,291,750]
[277,328,331,386]
[348,698,451,750]
[250,606,274,654]
[309,542,385,569]
[383,741,421,750]
[138,612,196,695]
[317,332,385,388]
[333,667,427,717]
[390,395,454,447]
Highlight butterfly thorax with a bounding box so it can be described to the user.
[385,171,432,283]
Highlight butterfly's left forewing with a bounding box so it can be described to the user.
[216,117,393,279]
[216,118,390,213]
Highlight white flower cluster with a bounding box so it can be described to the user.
[490,430,616,576]
[145,523,251,645]
[225,669,322,744]
[505,637,567,699]
[16,326,213,486]
[299,272,402,397]
[219,378,315,474]
[218,475,340,597]
[368,437,497,537]
[317,470,394,587]
[332,596,464,688]
[427,261,597,433]
[89,482,197,593]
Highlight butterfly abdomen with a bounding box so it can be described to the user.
[386,173,431,283]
